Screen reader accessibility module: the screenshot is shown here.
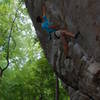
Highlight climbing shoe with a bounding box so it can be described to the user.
[75,31,80,39]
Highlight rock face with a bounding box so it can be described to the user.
[25,0,100,99]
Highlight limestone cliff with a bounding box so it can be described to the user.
[25,0,100,100]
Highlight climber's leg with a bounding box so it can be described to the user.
[59,29,80,39]
[61,32,69,58]
[60,29,75,38]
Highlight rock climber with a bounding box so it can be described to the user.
[36,3,80,59]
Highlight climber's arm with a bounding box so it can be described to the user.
[42,3,46,16]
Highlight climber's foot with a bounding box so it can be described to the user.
[75,31,80,39]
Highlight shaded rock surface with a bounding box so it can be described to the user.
[25,0,100,100]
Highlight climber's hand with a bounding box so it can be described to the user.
[42,3,46,16]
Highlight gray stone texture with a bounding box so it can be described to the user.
[25,0,100,99]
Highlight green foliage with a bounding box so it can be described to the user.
[0,0,69,100]
[0,0,10,4]
[0,57,69,100]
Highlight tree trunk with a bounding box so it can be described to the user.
[56,75,59,100]
[25,0,100,99]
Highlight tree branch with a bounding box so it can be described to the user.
[2,2,22,73]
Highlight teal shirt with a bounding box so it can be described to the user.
[41,16,56,33]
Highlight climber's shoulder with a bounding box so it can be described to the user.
[42,16,48,21]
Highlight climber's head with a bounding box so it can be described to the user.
[36,16,43,23]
